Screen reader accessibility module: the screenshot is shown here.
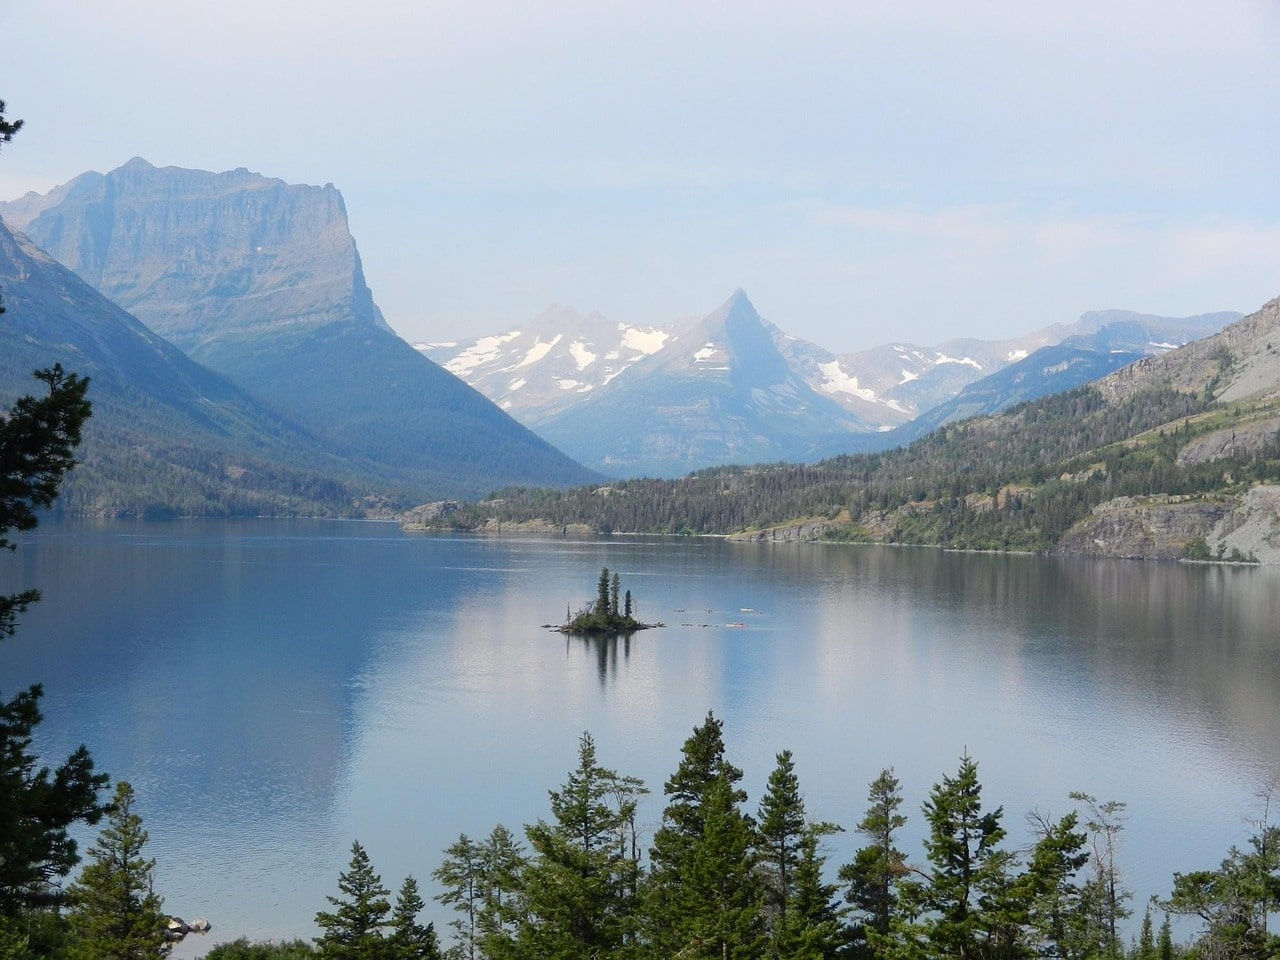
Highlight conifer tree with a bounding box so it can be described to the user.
[758,750,808,919]
[902,754,1010,960]
[64,781,167,960]
[315,842,391,960]
[643,713,758,957]
[773,828,846,960]
[388,877,440,960]
[514,733,645,958]
[475,824,527,957]
[1018,810,1090,959]
[840,768,908,957]
[432,835,481,960]
[674,774,766,959]
[596,568,611,617]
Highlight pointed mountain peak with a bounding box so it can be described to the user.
[119,156,155,172]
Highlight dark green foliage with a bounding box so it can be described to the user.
[840,768,909,958]
[64,782,167,960]
[1160,818,1280,960]
[314,842,391,960]
[757,751,845,958]
[388,878,440,960]
[560,568,650,634]
[199,937,315,960]
[0,102,19,151]
[1,364,109,919]
[0,687,109,916]
[1019,810,1090,959]
[422,383,1280,554]
[512,733,646,958]
[643,713,763,958]
[900,754,1011,960]
[1,365,91,638]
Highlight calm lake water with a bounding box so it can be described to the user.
[1,519,1278,951]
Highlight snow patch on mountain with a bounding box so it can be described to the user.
[934,353,983,370]
[516,335,562,369]
[569,341,596,370]
[621,326,670,354]
[1006,349,1029,362]
[693,343,719,362]
[898,369,919,385]
[818,360,878,402]
[445,331,521,375]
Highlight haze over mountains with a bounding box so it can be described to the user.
[425,291,1236,476]
[0,157,1245,517]
[0,159,599,506]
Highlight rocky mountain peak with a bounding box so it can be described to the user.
[0,159,391,360]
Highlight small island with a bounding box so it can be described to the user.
[556,567,661,635]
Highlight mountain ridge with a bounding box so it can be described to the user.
[3,160,601,501]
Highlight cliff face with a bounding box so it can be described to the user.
[2,160,601,500]
[0,157,392,356]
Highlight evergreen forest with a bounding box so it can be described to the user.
[422,383,1280,555]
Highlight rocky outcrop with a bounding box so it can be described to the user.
[1096,297,1280,405]
[1053,494,1229,560]
[728,518,836,542]
[1207,485,1280,563]
[1176,417,1280,466]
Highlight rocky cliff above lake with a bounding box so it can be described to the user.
[1,158,392,355]
[2,160,601,501]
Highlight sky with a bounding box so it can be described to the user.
[3,0,1279,352]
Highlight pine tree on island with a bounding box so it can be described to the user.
[558,567,660,634]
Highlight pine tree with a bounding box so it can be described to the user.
[674,774,766,959]
[432,835,481,960]
[475,825,527,959]
[315,842,391,960]
[1135,903,1156,960]
[596,568,611,617]
[839,768,908,957]
[774,828,846,960]
[758,750,808,920]
[514,733,645,958]
[64,781,167,960]
[643,713,759,957]
[1157,913,1173,960]
[907,754,1010,960]
[1019,810,1090,960]
[388,877,440,960]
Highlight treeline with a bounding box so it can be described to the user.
[425,384,1280,552]
[270,713,1275,960]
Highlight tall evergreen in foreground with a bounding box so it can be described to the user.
[0,99,111,952]
[315,842,391,960]
[511,733,646,959]
[64,782,167,960]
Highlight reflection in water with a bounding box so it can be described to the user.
[1,523,1278,952]
[565,631,634,685]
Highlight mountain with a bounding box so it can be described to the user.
[416,304,683,424]
[530,290,880,476]
[0,217,383,517]
[1,159,599,499]
[424,294,1237,476]
[411,295,1280,562]
[884,309,1240,445]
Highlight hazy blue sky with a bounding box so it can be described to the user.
[4,1,1278,351]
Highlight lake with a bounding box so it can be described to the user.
[1,519,1277,951]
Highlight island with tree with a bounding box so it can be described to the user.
[556,567,661,635]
